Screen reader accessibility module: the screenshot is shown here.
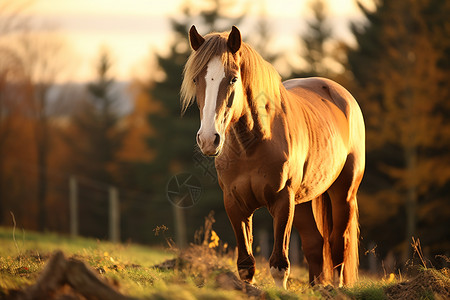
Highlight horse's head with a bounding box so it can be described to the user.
[182,26,245,157]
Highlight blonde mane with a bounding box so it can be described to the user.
[238,42,282,137]
[181,30,283,137]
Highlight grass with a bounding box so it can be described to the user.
[0,226,447,299]
[0,227,173,298]
[0,226,261,299]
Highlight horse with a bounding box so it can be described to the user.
[181,25,365,289]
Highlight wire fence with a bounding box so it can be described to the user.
[1,158,160,242]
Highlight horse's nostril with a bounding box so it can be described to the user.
[214,133,220,147]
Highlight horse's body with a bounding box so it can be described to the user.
[182,26,365,288]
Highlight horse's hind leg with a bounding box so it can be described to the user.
[293,200,324,285]
[327,153,362,286]
[224,194,256,283]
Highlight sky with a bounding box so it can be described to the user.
[26,0,372,82]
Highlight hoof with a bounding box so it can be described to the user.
[238,268,255,284]
[270,266,289,289]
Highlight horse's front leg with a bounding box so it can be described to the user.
[224,194,256,283]
[268,188,295,289]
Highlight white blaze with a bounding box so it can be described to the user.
[200,56,225,135]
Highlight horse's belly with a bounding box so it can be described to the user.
[294,151,347,203]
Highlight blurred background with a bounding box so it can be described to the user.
[0,0,449,274]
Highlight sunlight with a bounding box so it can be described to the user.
[27,0,370,81]
[32,0,178,16]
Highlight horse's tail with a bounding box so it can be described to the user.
[343,196,359,285]
[312,193,333,285]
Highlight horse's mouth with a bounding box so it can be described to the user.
[202,145,223,157]
[205,149,221,157]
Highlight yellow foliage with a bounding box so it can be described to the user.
[383,273,396,283]
[208,230,220,248]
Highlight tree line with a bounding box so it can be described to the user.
[0,0,449,272]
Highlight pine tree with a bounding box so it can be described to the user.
[67,48,125,238]
[247,2,284,72]
[292,0,338,78]
[347,0,450,264]
[85,51,124,183]
[303,0,332,76]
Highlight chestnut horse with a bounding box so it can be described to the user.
[181,26,365,288]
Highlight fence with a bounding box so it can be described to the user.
[69,176,120,243]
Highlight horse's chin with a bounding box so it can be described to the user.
[206,147,223,157]
[201,144,223,157]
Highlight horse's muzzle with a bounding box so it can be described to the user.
[197,132,222,156]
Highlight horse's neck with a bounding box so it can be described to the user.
[226,113,260,156]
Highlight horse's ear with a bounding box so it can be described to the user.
[189,25,205,51]
[227,26,241,54]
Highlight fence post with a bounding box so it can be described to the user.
[109,186,120,243]
[69,176,78,237]
[173,205,187,249]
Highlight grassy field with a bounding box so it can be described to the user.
[0,226,448,299]
[0,226,176,298]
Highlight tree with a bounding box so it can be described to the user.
[292,0,343,78]
[0,1,30,34]
[246,2,285,77]
[66,48,126,238]
[0,56,33,227]
[303,0,332,76]
[0,0,32,225]
[19,32,68,231]
[347,0,450,265]
[0,1,71,231]
[0,2,69,230]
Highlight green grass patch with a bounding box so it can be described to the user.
[0,226,173,297]
[342,282,388,300]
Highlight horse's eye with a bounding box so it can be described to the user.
[230,77,238,85]
[193,78,197,85]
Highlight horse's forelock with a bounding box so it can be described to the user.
[181,33,229,114]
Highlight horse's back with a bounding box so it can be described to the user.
[283,77,355,118]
